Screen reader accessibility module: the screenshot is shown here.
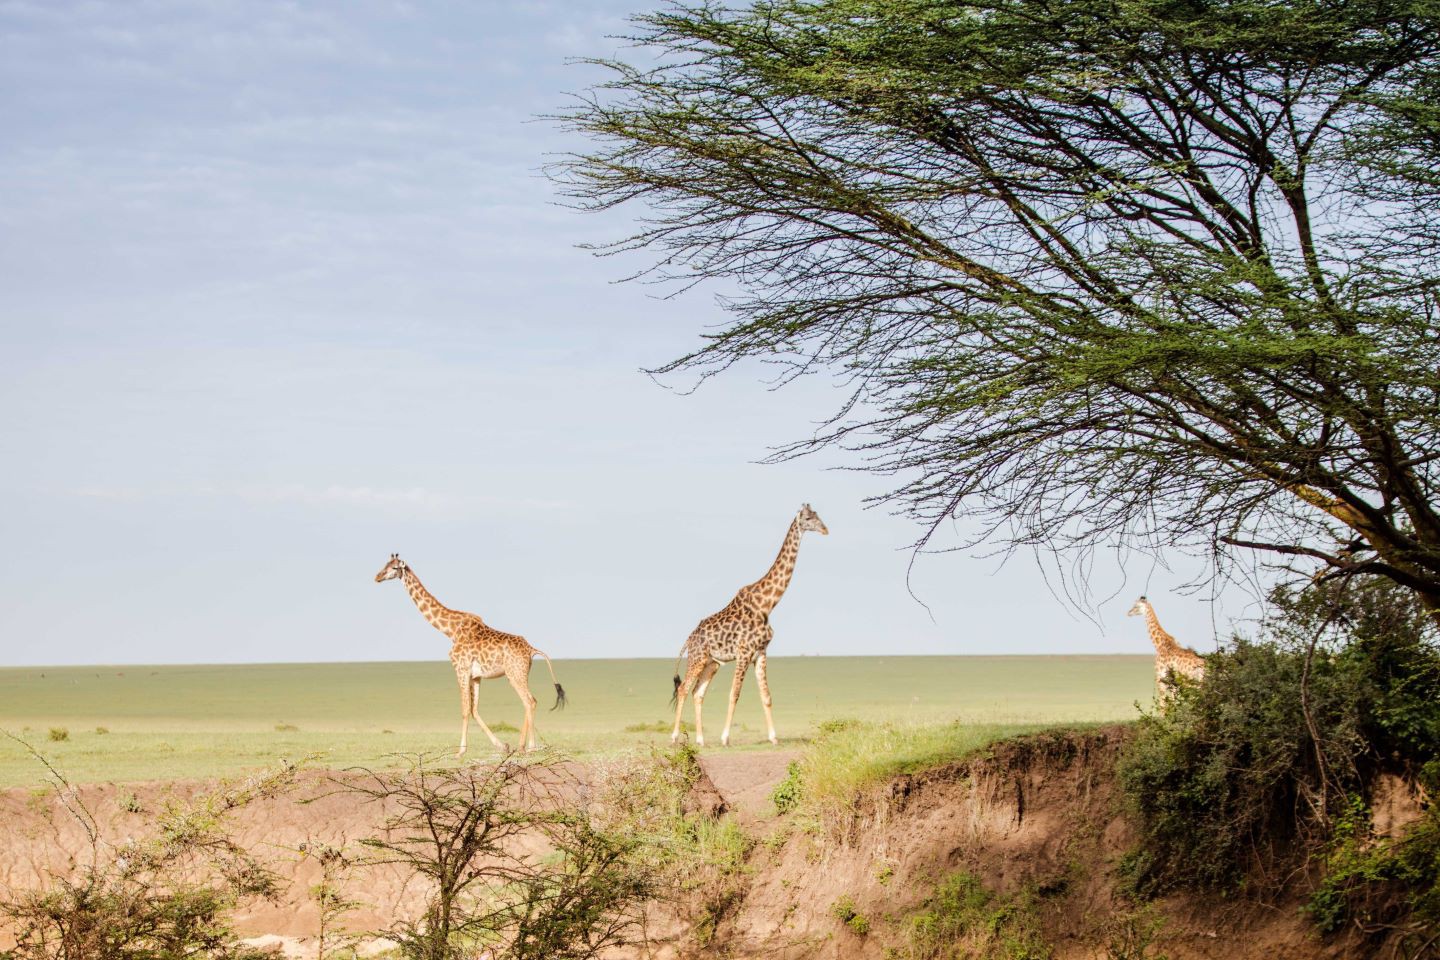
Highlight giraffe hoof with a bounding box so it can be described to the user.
[769,735,778,746]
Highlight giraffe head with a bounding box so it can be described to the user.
[797,503,828,536]
[1127,595,1151,617]
[374,553,408,583]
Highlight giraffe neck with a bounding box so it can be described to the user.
[738,517,803,616]
[1143,605,1181,655]
[402,568,465,635]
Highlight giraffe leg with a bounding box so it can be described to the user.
[507,666,538,753]
[691,659,720,748]
[470,678,506,750]
[671,655,709,745]
[755,653,778,745]
[455,670,472,758]
[720,654,754,748]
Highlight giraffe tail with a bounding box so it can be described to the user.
[537,650,567,711]
[670,643,687,707]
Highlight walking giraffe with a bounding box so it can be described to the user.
[671,504,828,747]
[374,554,565,755]
[1127,595,1206,696]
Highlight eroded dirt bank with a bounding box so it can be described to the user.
[703,727,1368,960]
[0,733,1383,958]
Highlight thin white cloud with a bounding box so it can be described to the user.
[71,484,572,512]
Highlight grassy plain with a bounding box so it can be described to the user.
[0,656,1154,786]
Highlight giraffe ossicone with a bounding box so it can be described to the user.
[670,503,828,748]
[375,554,566,756]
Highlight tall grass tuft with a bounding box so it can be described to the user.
[784,718,1046,837]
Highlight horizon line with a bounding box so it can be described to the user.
[0,652,1155,670]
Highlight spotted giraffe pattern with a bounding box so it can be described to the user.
[375,554,565,755]
[1127,595,1206,697]
[671,505,828,747]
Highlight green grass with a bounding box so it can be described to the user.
[0,656,1154,786]
[799,719,1052,811]
[902,870,1053,960]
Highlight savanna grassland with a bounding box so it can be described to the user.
[0,655,1153,786]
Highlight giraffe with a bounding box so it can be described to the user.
[374,554,565,755]
[1127,595,1206,697]
[670,504,828,748]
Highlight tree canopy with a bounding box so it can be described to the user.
[557,0,1440,608]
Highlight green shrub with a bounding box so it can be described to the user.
[333,752,657,960]
[1118,578,1440,901]
[1100,905,1170,960]
[94,726,109,735]
[770,761,803,814]
[273,723,299,732]
[624,720,688,734]
[592,743,753,878]
[46,727,68,742]
[830,894,870,935]
[901,870,1052,960]
[1307,794,1440,938]
[0,748,300,960]
[591,745,752,950]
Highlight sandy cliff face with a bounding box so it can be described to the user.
[0,732,1402,959]
[692,728,1373,960]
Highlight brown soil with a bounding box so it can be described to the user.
[0,734,1397,958]
[703,727,1370,960]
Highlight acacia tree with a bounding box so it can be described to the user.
[557,0,1440,607]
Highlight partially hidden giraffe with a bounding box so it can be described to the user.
[375,554,565,755]
[670,504,828,748]
[1127,595,1206,696]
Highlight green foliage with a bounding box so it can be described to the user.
[93,727,108,735]
[899,871,1053,960]
[788,718,1049,837]
[559,0,1440,605]
[597,745,754,875]
[623,720,688,734]
[0,735,300,960]
[770,760,803,814]
[1307,798,1440,941]
[337,751,656,960]
[298,842,362,960]
[46,727,68,742]
[591,745,754,949]
[1100,906,1171,960]
[274,722,299,732]
[815,717,862,736]
[1119,579,1440,900]
[830,894,871,935]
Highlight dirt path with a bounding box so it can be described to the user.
[698,748,797,822]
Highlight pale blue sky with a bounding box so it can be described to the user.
[0,0,1239,666]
